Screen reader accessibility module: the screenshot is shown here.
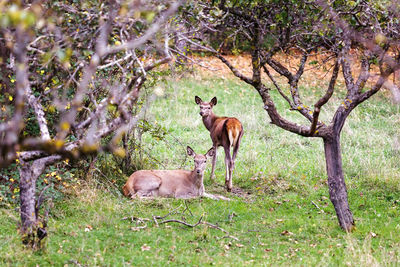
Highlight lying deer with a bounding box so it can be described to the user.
[123,146,215,199]
[195,96,244,192]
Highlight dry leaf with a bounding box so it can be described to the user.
[235,243,244,248]
[141,244,151,251]
[280,230,293,236]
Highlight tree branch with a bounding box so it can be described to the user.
[354,54,371,94]
[216,54,254,85]
[26,87,51,141]
[310,60,340,136]
[262,65,294,108]
[105,1,183,55]
[265,57,294,82]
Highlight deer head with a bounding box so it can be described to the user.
[187,146,215,175]
[195,96,217,117]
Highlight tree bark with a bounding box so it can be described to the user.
[19,160,45,233]
[323,134,354,231]
[19,155,60,246]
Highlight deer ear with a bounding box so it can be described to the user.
[205,147,215,158]
[195,96,202,105]
[187,146,195,157]
[210,97,217,106]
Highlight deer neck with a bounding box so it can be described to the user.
[202,112,217,131]
[190,170,205,195]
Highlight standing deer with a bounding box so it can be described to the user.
[123,146,214,199]
[195,96,244,192]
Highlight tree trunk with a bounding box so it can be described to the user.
[19,160,44,246]
[20,161,42,232]
[19,156,59,247]
[323,134,354,231]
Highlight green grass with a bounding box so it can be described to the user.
[1,74,400,266]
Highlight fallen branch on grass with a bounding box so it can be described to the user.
[123,204,239,240]
[202,221,239,241]
[311,201,324,213]
[159,215,203,227]
[156,214,239,241]
[122,216,150,224]
[152,205,183,220]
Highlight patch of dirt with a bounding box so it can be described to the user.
[186,52,393,97]
[207,182,251,199]
[230,186,250,198]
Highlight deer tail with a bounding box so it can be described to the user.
[224,118,242,148]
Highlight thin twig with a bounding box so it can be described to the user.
[169,47,221,71]
[183,200,193,216]
[263,65,294,108]
[202,221,229,234]
[311,201,324,213]
[153,205,183,220]
[122,216,150,223]
[153,216,159,227]
[160,215,203,227]
[203,221,240,241]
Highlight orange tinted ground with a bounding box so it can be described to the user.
[186,52,397,97]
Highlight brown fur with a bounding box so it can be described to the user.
[123,147,214,199]
[224,118,242,147]
[195,96,244,191]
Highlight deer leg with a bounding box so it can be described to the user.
[224,146,233,192]
[231,131,243,176]
[210,145,217,182]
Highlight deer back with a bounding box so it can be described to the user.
[123,169,201,198]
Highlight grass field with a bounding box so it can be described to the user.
[1,72,400,266]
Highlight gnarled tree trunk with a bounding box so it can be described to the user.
[19,155,60,247]
[323,133,354,231]
[19,162,40,231]
[19,159,45,246]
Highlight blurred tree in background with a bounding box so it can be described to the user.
[0,0,182,248]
